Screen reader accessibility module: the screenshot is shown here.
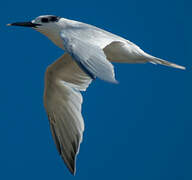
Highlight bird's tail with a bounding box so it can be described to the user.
[149,57,186,70]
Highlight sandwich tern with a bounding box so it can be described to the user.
[7,15,185,175]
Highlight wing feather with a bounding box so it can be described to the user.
[60,31,117,83]
[44,53,92,175]
[59,19,185,69]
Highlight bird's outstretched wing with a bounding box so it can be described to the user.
[60,31,117,83]
[60,20,185,69]
[44,53,92,175]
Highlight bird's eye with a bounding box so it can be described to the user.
[41,18,49,23]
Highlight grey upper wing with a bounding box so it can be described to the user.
[60,21,185,69]
[60,30,117,83]
[44,53,92,175]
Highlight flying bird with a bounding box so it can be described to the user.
[7,15,185,175]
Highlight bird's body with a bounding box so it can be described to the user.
[8,15,185,175]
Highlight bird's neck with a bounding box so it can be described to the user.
[37,26,65,50]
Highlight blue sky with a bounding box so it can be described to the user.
[1,0,191,179]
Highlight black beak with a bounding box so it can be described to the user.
[7,21,41,28]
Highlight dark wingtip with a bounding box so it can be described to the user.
[60,152,77,176]
[67,159,76,175]
[70,167,76,176]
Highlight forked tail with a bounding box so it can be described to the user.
[150,57,185,70]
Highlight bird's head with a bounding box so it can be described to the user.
[7,15,66,49]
